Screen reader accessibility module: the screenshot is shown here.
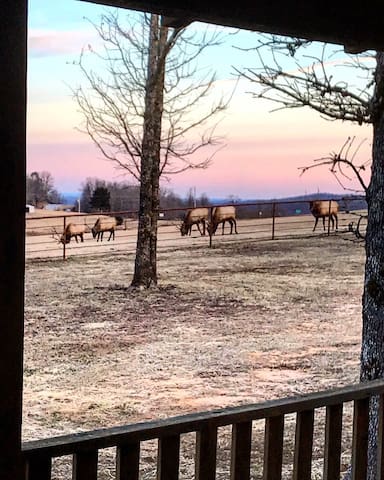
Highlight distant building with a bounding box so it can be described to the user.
[44,203,74,212]
[25,204,35,213]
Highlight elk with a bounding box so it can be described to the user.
[309,200,339,232]
[179,207,209,236]
[208,206,238,235]
[59,223,87,244]
[91,216,124,242]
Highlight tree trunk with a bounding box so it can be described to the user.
[360,51,384,479]
[131,15,166,289]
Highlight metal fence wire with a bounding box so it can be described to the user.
[25,197,367,260]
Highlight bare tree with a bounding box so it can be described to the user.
[107,181,141,212]
[26,171,62,206]
[237,38,384,477]
[73,11,230,288]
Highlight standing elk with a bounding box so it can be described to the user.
[179,207,209,236]
[208,205,238,235]
[59,223,87,244]
[309,200,339,232]
[92,216,124,241]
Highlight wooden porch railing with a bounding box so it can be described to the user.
[22,379,384,480]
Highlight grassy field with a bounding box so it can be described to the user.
[23,231,365,478]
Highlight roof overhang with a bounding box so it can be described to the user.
[81,0,384,53]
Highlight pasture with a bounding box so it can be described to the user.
[25,204,367,259]
[23,231,365,478]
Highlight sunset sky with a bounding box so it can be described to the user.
[27,0,373,200]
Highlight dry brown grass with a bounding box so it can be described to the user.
[23,233,365,478]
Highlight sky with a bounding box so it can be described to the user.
[27,0,373,200]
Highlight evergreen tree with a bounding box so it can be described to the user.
[90,186,111,212]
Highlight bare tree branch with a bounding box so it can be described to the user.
[299,137,370,193]
[234,37,375,125]
[71,11,232,182]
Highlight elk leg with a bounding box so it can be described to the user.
[313,217,319,231]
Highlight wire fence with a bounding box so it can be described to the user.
[25,196,367,261]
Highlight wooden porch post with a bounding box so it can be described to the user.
[0,1,27,479]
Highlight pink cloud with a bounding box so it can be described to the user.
[27,141,124,191]
[168,128,371,199]
[27,131,371,199]
[28,29,96,57]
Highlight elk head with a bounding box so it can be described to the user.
[51,227,67,245]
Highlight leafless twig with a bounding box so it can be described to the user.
[299,137,369,194]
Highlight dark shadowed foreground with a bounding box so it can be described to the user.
[23,235,364,478]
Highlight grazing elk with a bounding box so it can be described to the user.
[60,223,87,244]
[92,216,124,242]
[309,200,339,232]
[179,207,209,236]
[208,205,238,235]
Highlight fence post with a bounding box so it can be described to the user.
[62,216,66,261]
[209,206,213,248]
[272,203,276,240]
[327,200,331,236]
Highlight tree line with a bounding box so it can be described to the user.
[27,170,367,219]
[79,177,211,214]
[26,171,212,214]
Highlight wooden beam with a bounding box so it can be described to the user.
[161,16,193,28]
[79,0,384,52]
[0,1,27,479]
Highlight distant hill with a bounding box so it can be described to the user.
[60,191,366,217]
[212,192,364,203]
[225,193,367,219]
[236,192,364,204]
[61,193,79,205]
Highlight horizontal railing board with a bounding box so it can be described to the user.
[23,380,384,459]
